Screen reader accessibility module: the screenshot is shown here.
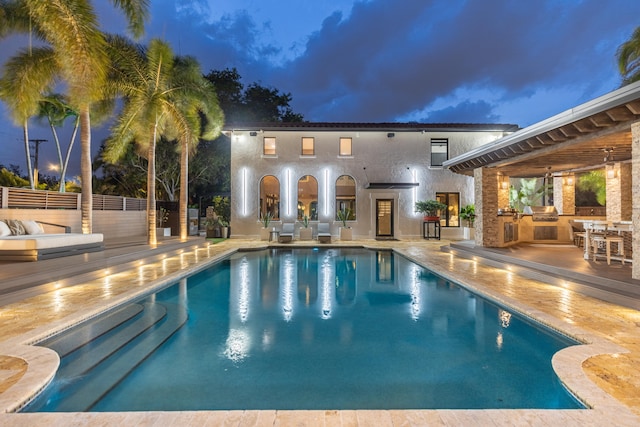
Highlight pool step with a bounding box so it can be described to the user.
[55,302,168,379]
[55,302,187,412]
[41,303,145,357]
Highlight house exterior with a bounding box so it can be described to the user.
[226,122,518,240]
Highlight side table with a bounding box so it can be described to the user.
[423,220,441,240]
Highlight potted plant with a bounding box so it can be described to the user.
[212,196,231,238]
[156,207,171,237]
[459,204,476,240]
[203,217,220,238]
[218,219,229,239]
[415,200,447,221]
[337,208,353,241]
[259,211,273,240]
[299,214,313,240]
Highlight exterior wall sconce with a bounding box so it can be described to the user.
[563,175,574,186]
[606,168,617,179]
[387,133,395,138]
[249,131,258,137]
[499,175,509,190]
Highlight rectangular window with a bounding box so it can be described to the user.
[436,192,459,227]
[431,138,448,166]
[301,137,314,156]
[263,137,276,156]
[339,137,352,156]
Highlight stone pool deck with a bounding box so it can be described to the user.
[0,237,638,426]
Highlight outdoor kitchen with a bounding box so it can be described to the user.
[495,206,578,247]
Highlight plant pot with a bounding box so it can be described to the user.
[463,227,475,240]
[299,227,313,240]
[221,227,228,239]
[339,227,352,241]
[423,216,440,221]
[206,228,219,238]
[156,227,171,237]
[260,227,271,241]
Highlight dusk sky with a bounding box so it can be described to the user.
[1,0,640,177]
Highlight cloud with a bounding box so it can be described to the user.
[2,0,640,176]
[273,0,640,124]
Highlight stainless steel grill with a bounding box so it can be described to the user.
[524,206,559,221]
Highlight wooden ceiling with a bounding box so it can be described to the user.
[447,100,640,178]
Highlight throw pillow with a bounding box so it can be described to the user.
[0,220,11,237]
[22,220,44,235]
[5,219,26,236]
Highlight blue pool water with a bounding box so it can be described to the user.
[26,248,583,411]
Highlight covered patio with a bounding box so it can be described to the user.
[444,80,640,279]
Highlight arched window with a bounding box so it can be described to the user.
[297,175,318,220]
[335,175,356,220]
[259,175,280,220]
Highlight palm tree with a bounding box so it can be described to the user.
[0,0,148,233]
[172,57,223,239]
[36,94,79,192]
[617,26,640,85]
[104,37,223,244]
[0,46,57,190]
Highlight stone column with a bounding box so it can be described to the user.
[631,122,640,279]
[605,162,632,222]
[474,168,504,247]
[554,175,575,215]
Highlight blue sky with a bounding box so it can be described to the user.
[1,0,640,176]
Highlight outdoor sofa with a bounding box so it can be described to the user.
[0,219,104,261]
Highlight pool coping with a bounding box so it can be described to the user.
[0,240,638,426]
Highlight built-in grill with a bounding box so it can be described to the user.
[524,205,559,221]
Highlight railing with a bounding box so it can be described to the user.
[0,187,146,211]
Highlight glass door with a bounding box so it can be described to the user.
[376,199,394,239]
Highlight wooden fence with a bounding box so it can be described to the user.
[0,187,146,211]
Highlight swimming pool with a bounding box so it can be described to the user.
[26,247,583,412]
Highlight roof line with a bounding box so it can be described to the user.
[443,80,640,169]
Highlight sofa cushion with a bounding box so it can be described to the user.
[22,220,45,235]
[5,219,26,236]
[0,221,10,237]
[0,233,104,250]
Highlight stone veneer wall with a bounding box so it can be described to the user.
[606,163,632,222]
[632,122,640,279]
[554,176,576,215]
[474,167,503,247]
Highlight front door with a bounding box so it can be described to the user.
[376,199,394,239]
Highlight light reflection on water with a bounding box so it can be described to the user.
[27,248,584,412]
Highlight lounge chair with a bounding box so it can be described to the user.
[278,223,294,243]
[317,223,331,243]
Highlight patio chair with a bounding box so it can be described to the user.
[568,220,586,247]
[317,223,331,243]
[278,223,294,243]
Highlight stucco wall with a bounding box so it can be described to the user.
[230,128,506,239]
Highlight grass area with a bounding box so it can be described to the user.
[206,238,226,244]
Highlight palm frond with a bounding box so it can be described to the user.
[0,46,58,123]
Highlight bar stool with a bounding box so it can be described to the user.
[589,223,608,262]
[605,234,625,265]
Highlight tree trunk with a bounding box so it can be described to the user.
[179,140,188,240]
[147,133,157,246]
[22,119,35,190]
[79,109,93,234]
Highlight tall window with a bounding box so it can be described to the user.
[263,137,276,155]
[436,192,459,227]
[297,175,318,220]
[335,175,356,220]
[259,175,280,220]
[431,138,448,166]
[339,137,352,156]
[301,137,315,156]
